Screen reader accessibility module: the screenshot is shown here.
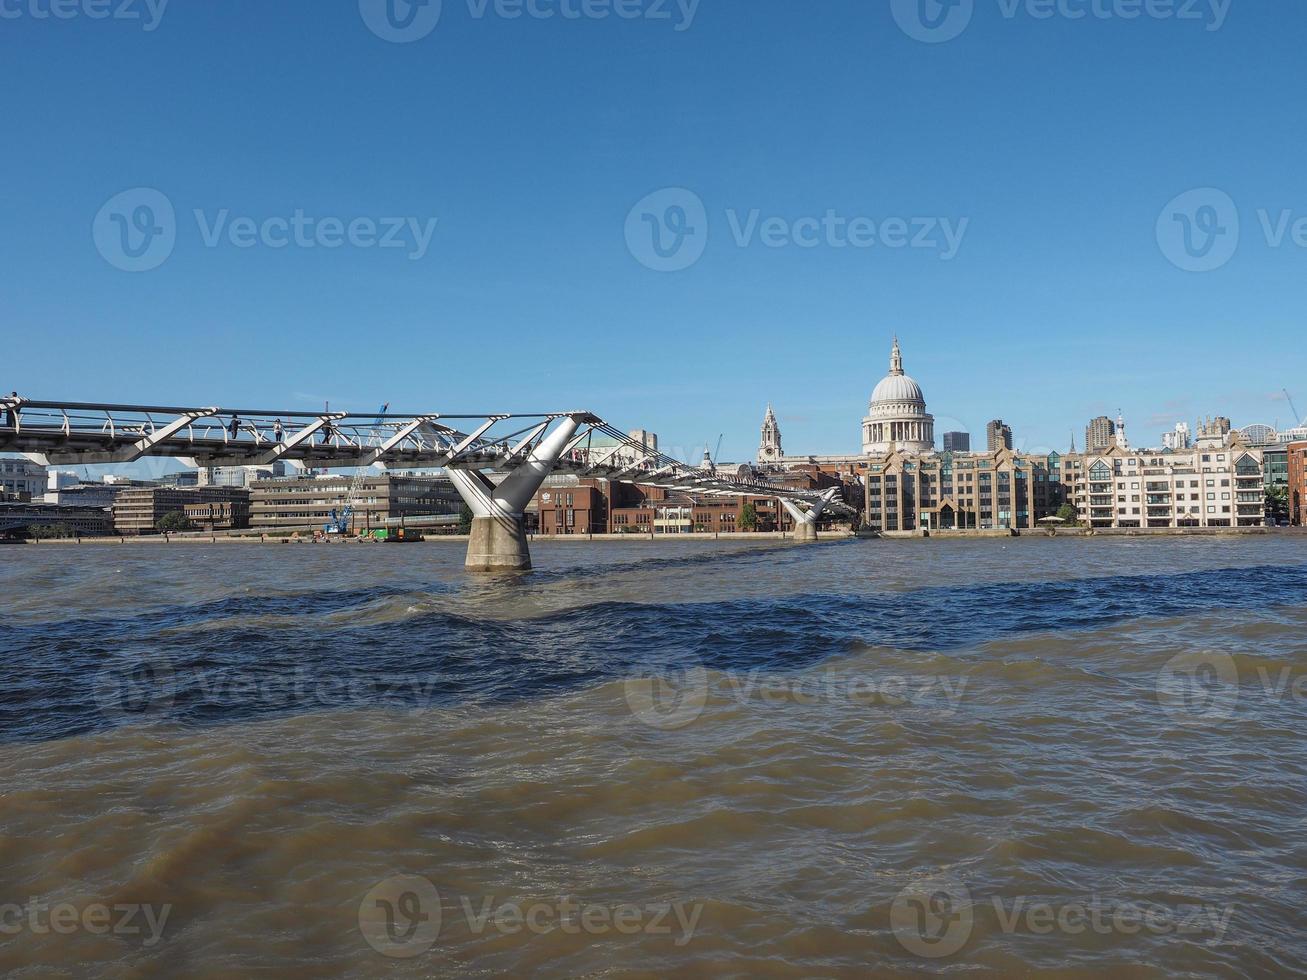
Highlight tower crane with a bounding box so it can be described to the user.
[1285,389,1302,426]
[323,403,388,535]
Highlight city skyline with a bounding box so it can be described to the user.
[2,2,1305,462]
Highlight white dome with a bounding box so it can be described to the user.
[870,372,925,410]
[862,337,934,456]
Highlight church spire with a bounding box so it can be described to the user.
[889,336,903,376]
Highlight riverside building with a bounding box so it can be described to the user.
[112,486,251,535]
[1059,420,1265,529]
[248,474,461,533]
[1289,442,1307,526]
[775,336,1271,533]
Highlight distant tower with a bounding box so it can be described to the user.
[1085,415,1116,453]
[1114,410,1129,450]
[986,419,1013,452]
[758,404,783,464]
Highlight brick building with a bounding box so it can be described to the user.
[534,469,855,535]
[184,497,251,530]
[1289,442,1307,527]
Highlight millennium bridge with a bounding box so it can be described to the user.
[0,396,852,570]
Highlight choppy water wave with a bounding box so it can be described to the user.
[3,561,1305,744]
[2,540,1307,977]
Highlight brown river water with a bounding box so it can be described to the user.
[1,536,1306,977]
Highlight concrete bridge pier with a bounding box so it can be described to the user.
[446,415,584,572]
[780,488,839,544]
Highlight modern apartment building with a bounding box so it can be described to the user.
[1059,430,1265,529]
[862,446,1065,532]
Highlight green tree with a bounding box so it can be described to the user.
[1055,503,1079,527]
[739,502,758,531]
[157,510,193,533]
[1266,486,1289,524]
[457,503,474,535]
[27,522,76,540]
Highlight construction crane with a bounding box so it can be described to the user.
[1285,389,1302,426]
[323,403,389,535]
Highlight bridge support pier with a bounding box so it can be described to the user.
[791,520,819,543]
[780,488,840,544]
[446,415,583,572]
[465,515,531,571]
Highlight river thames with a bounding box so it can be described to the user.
[2,536,1305,976]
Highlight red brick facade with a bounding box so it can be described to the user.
[533,472,854,535]
[1289,442,1307,527]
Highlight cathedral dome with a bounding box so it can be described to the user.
[862,337,935,456]
[869,372,925,410]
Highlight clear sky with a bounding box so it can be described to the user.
[3,0,1305,464]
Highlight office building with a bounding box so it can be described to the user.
[112,487,251,535]
[987,420,1013,452]
[249,474,461,533]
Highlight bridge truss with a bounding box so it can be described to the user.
[0,397,853,568]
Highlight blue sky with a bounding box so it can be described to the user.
[3,0,1305,464]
